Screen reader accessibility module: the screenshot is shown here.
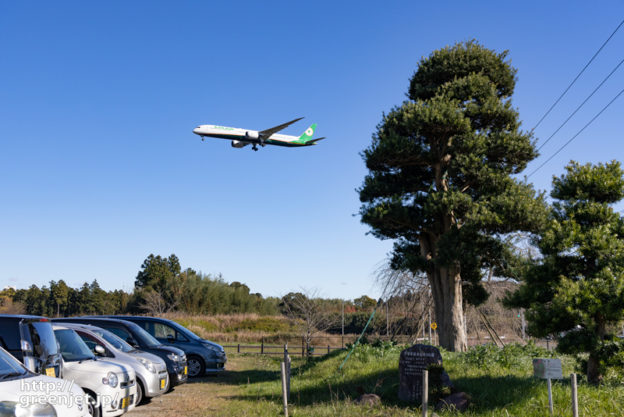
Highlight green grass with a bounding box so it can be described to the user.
[217,343,624,416]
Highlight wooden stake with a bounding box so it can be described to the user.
[571,373,578,417]
[283,344,291,401]
[281,362,289,417]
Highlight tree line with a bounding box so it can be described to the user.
[0,255,383,320]
[0,255,283,316]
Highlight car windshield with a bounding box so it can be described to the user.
[168,321,201,340]
[54,329,95,362]
[128,323,161,348]
[0,348,27,379]
[93,328,134,353]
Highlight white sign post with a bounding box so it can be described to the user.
[533,359,563,416]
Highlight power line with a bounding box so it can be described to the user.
[538,56,624,151]
[531,18,624,132]
[527,86,624,178]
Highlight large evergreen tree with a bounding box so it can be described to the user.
[506,161,624,383]
[359,41,546,351]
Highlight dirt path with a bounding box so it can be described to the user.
[128,356,252,417]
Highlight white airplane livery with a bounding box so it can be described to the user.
[193,117,325,151]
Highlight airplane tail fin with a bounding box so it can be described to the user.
[295,123,317,144]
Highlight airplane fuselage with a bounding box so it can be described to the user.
[193,125,304,147]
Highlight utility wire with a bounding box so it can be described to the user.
[527,86,624,178]
[538,56,624,151]
[531,18,624,132]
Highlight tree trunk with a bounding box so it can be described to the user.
[428,265,467,352]
[587,320,606,384]
[420,228,468,352]
[587,353,602,385]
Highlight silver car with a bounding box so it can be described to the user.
[62,322,169,405]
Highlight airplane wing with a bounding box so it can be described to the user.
[259,117,304,138]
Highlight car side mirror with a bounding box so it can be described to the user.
[94,345,105,355]
[20,339,33,354]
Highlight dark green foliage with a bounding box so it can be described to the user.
[359,41,547,350]
[326,312,387,335]
[133,254,279,315]
[13,279,128,317]
[9,254,279,317]
[353,295,377,311]
[506,161,624,383]
[409,41,516,101]
[458,342,556,369]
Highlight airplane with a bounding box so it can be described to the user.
[192,117,325,151]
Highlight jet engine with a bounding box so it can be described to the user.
[231,140,249,148]
[244,130,259,141]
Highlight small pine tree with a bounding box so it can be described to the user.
[506,161,624,384]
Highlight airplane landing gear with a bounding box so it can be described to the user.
[252,144,258,151]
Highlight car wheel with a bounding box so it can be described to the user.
[87,393,101,417]
[187,355,205,377]
[135,380,144,405]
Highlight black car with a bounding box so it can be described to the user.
[53,317,188,387]
[104,315,226,377]
[0,315,63,378]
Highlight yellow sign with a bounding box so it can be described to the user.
[45,367,56,377]
[160,378,166,389]
[431,322,437,330]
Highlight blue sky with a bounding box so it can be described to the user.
[1,1,623,300]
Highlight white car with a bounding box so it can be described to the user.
[0,345,89,416]
[53,324,137,417]
[64,322,169,404]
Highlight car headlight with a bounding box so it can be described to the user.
[0,401,57,417]
[202,343,220,353]
[102,371,118,388]
[138,357,156,373]
[167,353,180,362]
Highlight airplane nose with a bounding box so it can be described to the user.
[193,128,200,135]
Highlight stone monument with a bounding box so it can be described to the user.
[398,344,446,403]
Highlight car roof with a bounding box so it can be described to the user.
[105,315,160,321]
[55,322,102,332]
[53,317,139,328]
[0,314,49,320]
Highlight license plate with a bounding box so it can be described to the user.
[184,366,188,375]
[160,378,166,389]
[121,397,129,409]
[45,367,55,377]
